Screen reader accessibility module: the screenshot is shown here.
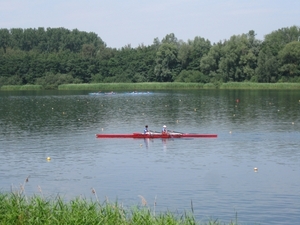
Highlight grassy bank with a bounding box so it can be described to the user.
[0,84,44,91]
[58,82,207,90]
[58,82,300,90]
[220,82,300,89]
[2,82,300,91]
[0,192,239,225]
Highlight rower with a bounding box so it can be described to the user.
[144,125,149,134]
[162,125,167,133]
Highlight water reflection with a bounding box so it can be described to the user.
[143,138,151,149]
[142,137,173,151]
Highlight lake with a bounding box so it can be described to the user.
[0,89,299,224]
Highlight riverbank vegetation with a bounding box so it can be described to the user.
[0,26,300,90]
[2,82,300,91]
[0,192,240,225]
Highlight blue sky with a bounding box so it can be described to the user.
[1,0,299,48]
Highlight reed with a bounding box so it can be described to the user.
[2,82,300,91]
[57,82,300,90]
[20,85,44,90]
[1,85,44,91]
[1,85,23,90]
[220,82,300,89]
[58,82,207,91]
[0,191,240,225]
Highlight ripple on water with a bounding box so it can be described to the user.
[1,90,300,225]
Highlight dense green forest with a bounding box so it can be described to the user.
[0,26,299,89]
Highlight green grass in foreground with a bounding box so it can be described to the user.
[0,191,240,225]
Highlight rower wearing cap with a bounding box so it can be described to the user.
[162,125,167,133]
[144,125,149,134]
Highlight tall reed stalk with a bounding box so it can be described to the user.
[0,179,241,225]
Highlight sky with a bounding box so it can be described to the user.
[1,0,299,48]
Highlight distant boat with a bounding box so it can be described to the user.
[88,91,116,96]
[128,91,152,95]
[89,91,152,96]
[96,132,217,138]
[104,91,116,95]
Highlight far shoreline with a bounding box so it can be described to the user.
[1,82,300,91]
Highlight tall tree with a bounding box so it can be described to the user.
[278,41,300,80]
[154,33,181,82]
[154,43,179,82]
[256,26,300,82]
[177,41,192,69]
[255,51,278,82]
[263,26,300,55]
[161,33,179,47]
[200,42,223,82]
[0,28,10,53]
[188,36,211,70]
[10,28,24,50]
[217,32,260,82]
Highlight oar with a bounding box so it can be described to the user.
[166,130,184,139]
[167,130,184,134]
[149,130,161,134]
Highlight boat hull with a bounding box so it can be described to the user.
[96,132,217,138]
[89,92,116,96]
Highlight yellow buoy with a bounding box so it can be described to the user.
[47,157,51,161]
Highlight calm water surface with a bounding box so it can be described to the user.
[0,89,300,224]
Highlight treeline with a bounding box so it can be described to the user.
[0,26,299,89]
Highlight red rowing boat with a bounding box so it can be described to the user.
[95,132,217,138]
